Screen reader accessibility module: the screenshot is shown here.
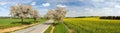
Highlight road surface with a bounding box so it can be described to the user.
[12,20,53,33]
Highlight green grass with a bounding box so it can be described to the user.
[44,20,69,33]
[53,22,69,33]
[0,18,47,29]
[44,25,52,33]
[64,17,120,33]
[44,20,55,33]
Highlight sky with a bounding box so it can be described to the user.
[0,0,120,17]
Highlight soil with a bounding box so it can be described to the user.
[50,25,55,33]
[68,29,74,33]
[0,24,36,33]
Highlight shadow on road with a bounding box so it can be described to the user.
[43,23,53,25]
[43,23,58,26]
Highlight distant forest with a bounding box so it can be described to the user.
[67,16,120,20]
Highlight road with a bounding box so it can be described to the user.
[12,19,53,33]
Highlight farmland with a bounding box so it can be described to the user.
[0,18,47,29]
[64,17,120,33]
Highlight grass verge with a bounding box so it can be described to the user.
[53,22,69,33]
[0,18,47,33]
[0,18,46,29]
[44,25,52,33]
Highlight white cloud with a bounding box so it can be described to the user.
[31,2,36,5]
[50,0,120,17]
[84,7,120,16]
[0,2,7,5]
[66,5,120,17]
[57,4,67,7]
[115,5,120,8]
[66,6,84,17]
[42,3,50,7]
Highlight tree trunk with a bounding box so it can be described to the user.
[21,17,24,24]
[58,18,63,22]
[33,17,37,22]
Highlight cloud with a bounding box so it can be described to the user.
[1,0,120,17]
[66,6,84,17]
[31,2,36,5]
[57,4,67,7]
[42,3,50,7]
[115,5,120,8]
[0,2,7,5]
[66,4,120,17]
[82,7,120,16]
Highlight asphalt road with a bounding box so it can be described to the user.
[12,19,53,33]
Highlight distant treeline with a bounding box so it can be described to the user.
[100,16,120,20]
[67,16,120,20]
[0,17,43,19]
[0,17,10,18]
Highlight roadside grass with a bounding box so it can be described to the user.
[44,22,69,33]
[53,22,69,33]
[44,20,55,33]
[4,32,10,33]
[44,20,69,33]
[44,25,52,33]
[64,17,120,33]
[0,18,47,29]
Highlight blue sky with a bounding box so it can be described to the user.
[0,0,120,17]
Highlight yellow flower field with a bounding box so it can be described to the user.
[64,17,120,33]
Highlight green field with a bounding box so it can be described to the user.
[64,17,120,33]
[0,18,46,29]
[44,25,52,33]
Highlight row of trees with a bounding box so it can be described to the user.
[44,7,67,22]
[9,4,67,23]
[100,16,120,20]
[9,4,39,23]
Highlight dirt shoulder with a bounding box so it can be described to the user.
[0,23,39,33]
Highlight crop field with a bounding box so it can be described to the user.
[0,18,46,29]
[64,17,120,33]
